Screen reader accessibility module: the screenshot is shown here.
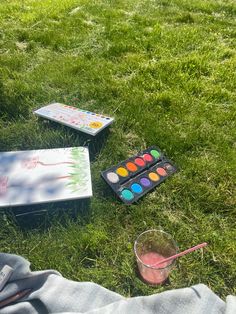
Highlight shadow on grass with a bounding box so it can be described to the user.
[36,118,111,162]
[4,198,91,231]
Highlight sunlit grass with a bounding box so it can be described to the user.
[0,0,235,298]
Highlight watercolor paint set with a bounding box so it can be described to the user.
[34,103,114,136]
[101,146,177,204]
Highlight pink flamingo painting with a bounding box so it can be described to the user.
[0,147,92,206]
[21,156,74,169]
[0,176,8,196]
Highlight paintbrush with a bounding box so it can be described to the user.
[0,289,31,309]
[150,242,208,267]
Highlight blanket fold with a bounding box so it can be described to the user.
[0,253,235,314]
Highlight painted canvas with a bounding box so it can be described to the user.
[34,103,114,135]
[0,147,92,207]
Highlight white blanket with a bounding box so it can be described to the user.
[0,253,235,314]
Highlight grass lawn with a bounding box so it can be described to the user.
[0,0,236,298]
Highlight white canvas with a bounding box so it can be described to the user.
[34,103,114,135]
[0,147,92,207]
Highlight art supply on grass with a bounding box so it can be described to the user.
[134,230,178,285]
[101,146,177,204]
[150,242,208,267]
[34,103,114,136]
[0,147,92,207]
[0,289,32,309]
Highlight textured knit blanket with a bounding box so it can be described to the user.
[0,253,235,313]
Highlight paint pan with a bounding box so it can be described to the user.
[101,146,177,204]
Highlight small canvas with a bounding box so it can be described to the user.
[0,147,92,207]
[34,103,114,135]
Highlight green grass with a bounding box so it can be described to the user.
[0,0,236,299]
